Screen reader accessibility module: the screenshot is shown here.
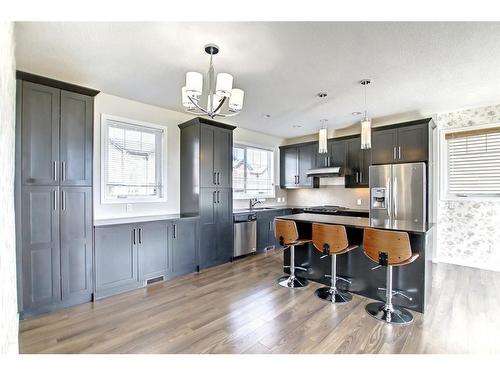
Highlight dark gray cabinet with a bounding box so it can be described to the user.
[371,120,430,165]
[280,143,317,188]
[171,218,198,276]
[179,118,235,271]
[16,75,97,317]
[200,124,232,188]
[256,208,293,251]
[138,221,169,281]
[60,187,93,303]
[60,90,93,186]
[21,186,61,311]
[199,188,233,268]
[314,139,346,168]
[21,81,60,186]
[345,136,371,188]
[95,224,139,298]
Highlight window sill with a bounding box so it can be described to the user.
[101,197,168,204]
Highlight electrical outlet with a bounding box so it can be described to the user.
[356,199,362,206]
[126,203,133,212]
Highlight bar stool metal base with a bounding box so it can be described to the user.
[365,302,414,326]
[278,275,309,289]
[315,287,352,304]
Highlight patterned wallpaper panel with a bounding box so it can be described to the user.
[437,104,500,271]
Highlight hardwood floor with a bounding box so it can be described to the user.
[19,249,500,354]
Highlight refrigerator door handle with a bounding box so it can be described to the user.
[393,176,398,219]
[386,177,392,219]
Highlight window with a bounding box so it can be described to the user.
[101,114,166,203]
[233,143,274,199]
[443,125,500,198]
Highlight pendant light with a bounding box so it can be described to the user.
[360,79,372,150]
[318,119,328,154]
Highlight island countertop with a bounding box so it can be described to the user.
[275,213,433,234]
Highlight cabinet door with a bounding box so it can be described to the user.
[330,139,346,167]
[138,221,169,281]
[21,81,60,186]
[60,187,93,303]
[344,138,361,187]
[60,91,93,186]
[95,224,139,294]
[21,186,61,310]
[171,219,198,276]
[280,147,298,187]
[256,212,273,251]
[372,128,398,165]
[360,148,371,186]
[200,125,216,188]
[271,210,285,248]
[297,144,314,187]
[198,188,218,268]
[216,188,233,264]
[397,123,429,163]
[314,143,331,168]
[213,128,233,188]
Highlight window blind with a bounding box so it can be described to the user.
[233,144,274,198]
[446,127,500,196]
[104,118,164,200]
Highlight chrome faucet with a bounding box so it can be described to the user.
[249,198,264,210]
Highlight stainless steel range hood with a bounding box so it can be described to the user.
[306,166,343,177]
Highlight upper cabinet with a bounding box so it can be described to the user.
[313,139,346,168]
[200,124,233,188]
[280,143,317,189]
[371,119,430,165]
[344,136,370,188]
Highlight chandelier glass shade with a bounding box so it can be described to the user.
[318,119,329,154]
[360,79,372,149]
[181,44,244,118]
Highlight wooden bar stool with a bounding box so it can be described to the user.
[274,219,311,289]
[312,223,357,303]
[363,228,419,325]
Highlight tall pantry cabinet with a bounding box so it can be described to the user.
[179,118,235,270]
[15,72,99,317]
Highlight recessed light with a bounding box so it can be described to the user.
[317,92,328,98]
[263,114,271,118]
[352,111,362,116]
[292,124,302,128]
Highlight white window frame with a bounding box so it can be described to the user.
[100,113,167,204]
[233,141,275,199]
[440,122,500,201]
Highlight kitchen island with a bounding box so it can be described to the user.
[275,213,434,313]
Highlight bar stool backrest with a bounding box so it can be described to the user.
[312,223,349,254]
[274,219,299,245]
[363,228,412,265]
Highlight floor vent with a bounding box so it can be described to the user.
[146,276,165,285]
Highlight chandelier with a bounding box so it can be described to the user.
[360,79,372,149]
[181,44,245,118]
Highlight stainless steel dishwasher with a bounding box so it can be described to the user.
[233,213,257,258]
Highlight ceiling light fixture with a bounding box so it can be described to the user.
[182,44,244,118]
[360,79,372,150]
[318,119,328,154]
[317,92,328,98]
[352,111,362,116]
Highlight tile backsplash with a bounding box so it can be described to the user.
[287,181,369,209]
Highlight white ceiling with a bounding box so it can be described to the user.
[14,22,500,138]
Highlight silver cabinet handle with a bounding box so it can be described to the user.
[173,224,177,239]
[398,146,401,159]
[213,190,217,204]
[360,171,363,183]
[393,147,397,160]
[213,172,217,185]
[53,161,57,181]
[138,228,142,244]
[217,172,220,185]
[53,189,57,211]
[217,190,220,204]
[61,191,66,211]
[132,229,136,245]
[61,161,66,181]
[296,175,300,184]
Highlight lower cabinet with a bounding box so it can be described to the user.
[94,217,199,299]
[20,185,93,317]
[256,209,292,251]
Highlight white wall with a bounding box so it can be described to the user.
[0,22,19,354]
[94,93,193,219]
[436,104,500,271]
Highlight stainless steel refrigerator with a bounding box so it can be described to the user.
[369,162,426,224]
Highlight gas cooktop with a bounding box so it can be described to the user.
[303,205,349,214]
